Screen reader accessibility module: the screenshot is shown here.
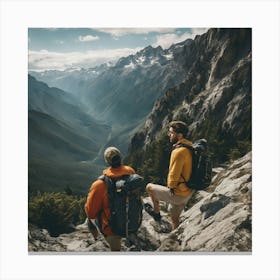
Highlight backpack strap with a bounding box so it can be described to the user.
[98,174,106,181]
[98,175,116,190]
[95,175,114,235]
[174,142,193,151]
[174,143,193,188]
[99,174,116,199]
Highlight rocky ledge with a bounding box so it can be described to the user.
[29,152,252,252]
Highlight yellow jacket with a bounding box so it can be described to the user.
[168,138,193,197]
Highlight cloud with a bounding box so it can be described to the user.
[28,28,209,71]
[153,28,209,49]
[96,28,176,37]
[79,35,99,42]
[28,48,141,71]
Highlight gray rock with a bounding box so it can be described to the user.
[28,152,251,252]
[157,152,252,252]
[128,29,251,151]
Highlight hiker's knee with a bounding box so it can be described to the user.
[146,183,154,193]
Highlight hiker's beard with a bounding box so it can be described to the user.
[170,134,178,144]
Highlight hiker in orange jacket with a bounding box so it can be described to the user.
[85,147,135,251]
[145,121,194,229]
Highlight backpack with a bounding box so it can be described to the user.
[98,173,145,237]
[177,139,212,190]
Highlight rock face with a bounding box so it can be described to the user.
[29,152,251,252]
[82,44,190,124]
[28,222,111,252]
[157,152,252,252]
[128,28,251,164]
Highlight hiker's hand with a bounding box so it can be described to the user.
[169,189,175,196]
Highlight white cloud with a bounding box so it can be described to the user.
[96,28,176,37]
[153,28,209,49]
[28,48,141,71]
[28,28,209,71]
[79,35,99,42]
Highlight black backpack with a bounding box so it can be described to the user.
[177,139,212,190]
[98,174,145,237]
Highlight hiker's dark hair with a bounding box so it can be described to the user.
[169,121,188,137]
[111,155,121,168]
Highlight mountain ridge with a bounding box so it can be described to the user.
[29,63,112,95]
[127,28,251,167]
[28,75,111,194]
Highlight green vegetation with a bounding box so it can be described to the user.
[28,192,86,236]
[125,121,251,185]
[28,122,251,237]
[125,132,172,186]
[191,120,251,165]
[28,158,99,196]
[228,140,252,161]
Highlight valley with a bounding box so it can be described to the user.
[28,28,251,196]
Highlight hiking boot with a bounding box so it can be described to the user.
[144,203,161,221]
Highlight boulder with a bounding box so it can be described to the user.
[157,152,252,252]
[28,152,251,252]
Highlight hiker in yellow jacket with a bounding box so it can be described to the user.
[146,121,194,229]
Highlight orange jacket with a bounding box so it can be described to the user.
[168,138,193,197]
[84,165,135,236]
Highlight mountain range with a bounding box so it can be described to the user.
[126,28,251,170]
[29,63,112,95]
[28,75,110,194]
[81,43,192,124]
[28,28,252,194]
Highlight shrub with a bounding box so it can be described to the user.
[28,192,86,236]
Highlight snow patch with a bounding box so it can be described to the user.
[136,56,145,65]
[124,61,136,69]
[163,53,173,60]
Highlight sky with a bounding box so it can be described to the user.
[28,28,208,71]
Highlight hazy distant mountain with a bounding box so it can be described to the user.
[30,44,192,125]
[28,41,202,158]
[28,75,110,194]
[66,42,196,155]
[29,63,111,95]
[28,75,110,144]
[82,44,193,124]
